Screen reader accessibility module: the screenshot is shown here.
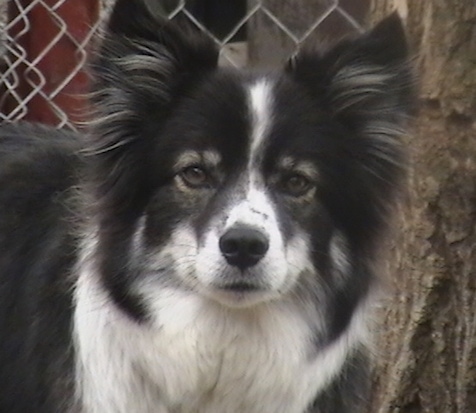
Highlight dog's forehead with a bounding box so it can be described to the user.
[247,78,274,166]
[233,73,320,169]
[168,71,317,173]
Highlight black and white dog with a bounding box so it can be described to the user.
[0,1,416,412]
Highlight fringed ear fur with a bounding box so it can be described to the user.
[287,13,417,124]
[287,13,417,187]
[287,13,418,251]
[91,0,218,153]
[87,0,218,218]
[89,0,219,153]
[94,0,218,99]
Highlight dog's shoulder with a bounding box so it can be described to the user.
[0,122,80,233]
[0,122,78,412]
[0,122,80,191]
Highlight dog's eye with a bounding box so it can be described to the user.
[279,173,313,196]
[179,165,210,188]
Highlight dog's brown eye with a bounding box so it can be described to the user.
[280,173,313,196]
[180,165,210,188]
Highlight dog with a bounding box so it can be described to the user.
[0,1,416,412]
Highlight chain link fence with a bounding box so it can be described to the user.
[0,0,368,130]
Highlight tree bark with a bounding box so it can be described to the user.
[369,2,476,413]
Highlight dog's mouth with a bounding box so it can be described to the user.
[217,281,262,292]
[205,280,272,307]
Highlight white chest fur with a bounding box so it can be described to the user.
[74,275,368,413]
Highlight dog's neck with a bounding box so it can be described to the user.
[72,247,371,413]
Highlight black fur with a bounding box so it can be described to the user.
[0,123,79,411]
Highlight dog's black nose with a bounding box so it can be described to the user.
[219,227,269,269]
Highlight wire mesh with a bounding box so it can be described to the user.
[0,0,367,130]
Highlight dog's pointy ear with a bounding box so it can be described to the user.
[287,12,416,123]
[287,14,418,247]
[93,0,218,107]
[87,0,218,218]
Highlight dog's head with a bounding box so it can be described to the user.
[88,0,416,320]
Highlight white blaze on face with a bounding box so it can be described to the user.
[248,79,273,165]
[224,79,277,234]
[219,79,291,289]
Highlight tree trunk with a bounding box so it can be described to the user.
[369,2,476,413]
